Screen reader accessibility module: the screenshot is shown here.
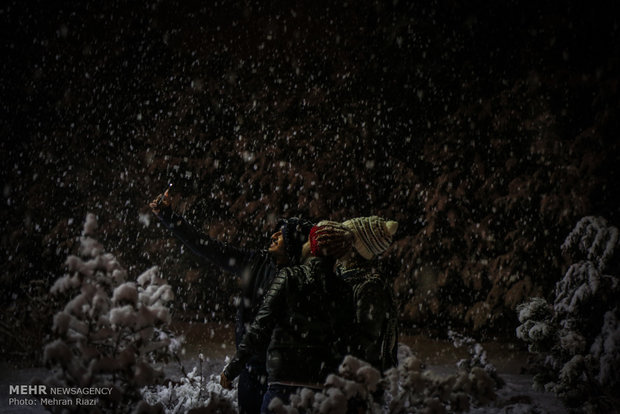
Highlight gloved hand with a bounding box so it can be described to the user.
[309,221,354,258]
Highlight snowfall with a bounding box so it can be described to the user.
[0,326,567,414]
[2,215,617,413]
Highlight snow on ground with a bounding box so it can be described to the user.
[0,325,567,413]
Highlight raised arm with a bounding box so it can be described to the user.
[150,193,257,275]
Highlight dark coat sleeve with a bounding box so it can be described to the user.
[354,277,390,365]
[223,267,289,380]
[155,208,256,276]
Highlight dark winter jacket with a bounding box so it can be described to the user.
[224,257,355,386]
[339,265,398,372]
[155,209,277,367]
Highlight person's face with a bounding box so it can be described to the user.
[268,229,289,265]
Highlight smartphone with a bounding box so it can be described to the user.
[157,183,172,207]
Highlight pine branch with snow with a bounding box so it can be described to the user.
[561,216,619,271]
[516,216,620,411]
[515,297,555,354]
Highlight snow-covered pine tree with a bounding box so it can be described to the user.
[41,213,180,413]
[516,216,620,411]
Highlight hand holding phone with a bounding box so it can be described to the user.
[149,184,172,213]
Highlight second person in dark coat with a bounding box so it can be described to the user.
[221,222,356,414]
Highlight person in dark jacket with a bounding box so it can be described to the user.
[149,190,313,414]
[339,216,399,373]
[220,222,355,414]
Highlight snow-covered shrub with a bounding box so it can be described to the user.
[450,332,505,390]
[274,342,502,414]
[140,364,237,414]
[41,214,180,412]
[386,347,499,413]
[385,339,503,413]
[516,216,620,411]
[264,355,383,414]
